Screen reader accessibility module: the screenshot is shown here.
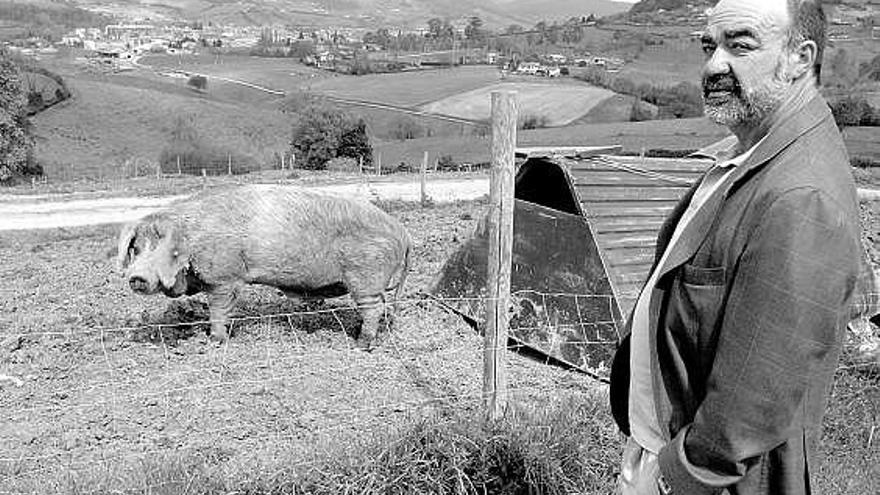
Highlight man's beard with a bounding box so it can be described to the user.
[702,63,790,127]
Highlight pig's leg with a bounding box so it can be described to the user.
[207,285,238,343]
[351,292,384,351]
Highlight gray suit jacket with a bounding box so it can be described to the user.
[610,94,862,494]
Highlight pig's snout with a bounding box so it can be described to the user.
[129,276,150,293]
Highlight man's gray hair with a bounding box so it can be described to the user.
[787,0,826,83]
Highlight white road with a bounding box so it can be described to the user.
[0,179,490,231]
[1,179,877,232]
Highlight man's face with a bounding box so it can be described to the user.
[701,0,795,128]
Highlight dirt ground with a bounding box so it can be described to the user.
[0,200,603,492]
[1,197,877,493]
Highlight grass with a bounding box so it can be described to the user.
[613,37,706,87]
[306,65,504,107]
[0,189,876,494]
[419,80,616,127]
[31,70,289,180]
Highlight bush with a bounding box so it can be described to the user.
[830,95,879,127]
[519,114,549,130]
[852,156,880,169]
[158,114,254,175]
[158,142,252,175]
[391,116,424,140]
[629,100,657,122]
[436,154,458,172]
[187,74,207,91]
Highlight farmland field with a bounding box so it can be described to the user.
[612,37,705,87]
[31,70,289,180]
[0,199,614,493]
[306,65,504,106]
[139,52,330,94]
[420,81,616,127]
[0,193,876,493]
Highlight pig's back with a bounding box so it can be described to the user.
[182,185,406,288]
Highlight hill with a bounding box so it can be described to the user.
[0,0,112,41]
[32,68,290,180]
[66,0,629,28]
[628,0,710,15]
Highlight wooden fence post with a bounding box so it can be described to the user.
[484,90,517,421]
[420,151,429,207]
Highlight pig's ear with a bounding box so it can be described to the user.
[156,220,190,289]
[117,222,139,272]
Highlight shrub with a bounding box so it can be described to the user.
[158,114,254,175]
[158,142,252,175]
[187,74,208,91]
[436,154,458,171]
[852,156,880,169]
[830,95,879,127]
[629,100,656,122]
[519,114,549,130]
[391,116,424,140]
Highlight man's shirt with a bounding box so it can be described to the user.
[628,139,760,454]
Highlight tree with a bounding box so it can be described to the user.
[0,48,35,182]
[289,101,373,170]
[464,16,486,42]
[427,18,444,40]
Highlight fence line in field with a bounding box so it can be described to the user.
[1,288,877,490]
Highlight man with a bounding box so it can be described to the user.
[609,0,863,493]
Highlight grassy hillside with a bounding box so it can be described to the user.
[32,69,290,181]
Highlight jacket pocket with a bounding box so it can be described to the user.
[673,264,727,355]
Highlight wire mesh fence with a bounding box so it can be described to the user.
[1,290,877,494]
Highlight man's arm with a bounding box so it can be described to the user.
[657,188,860,494]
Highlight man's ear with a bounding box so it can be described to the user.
[788,39,818,81]
[117,222,139,273]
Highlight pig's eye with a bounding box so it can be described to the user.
[172,250,179,259]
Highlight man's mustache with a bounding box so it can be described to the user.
[702,73,742,96]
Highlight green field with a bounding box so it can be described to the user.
[32,69,289,180]
[306,65,504,106]
[420,81,615,127]
[614,37,706,87]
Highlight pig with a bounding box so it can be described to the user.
[117,184,411,349]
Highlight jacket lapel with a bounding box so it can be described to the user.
[653,94,833,282]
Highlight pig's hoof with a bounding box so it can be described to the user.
[355,338,375,352]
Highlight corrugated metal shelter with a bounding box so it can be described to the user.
[431,148,711,380]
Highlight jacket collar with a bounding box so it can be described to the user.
[689,92,833,185]
[652,92,834,282]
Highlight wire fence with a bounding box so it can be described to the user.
[1,290,877,493]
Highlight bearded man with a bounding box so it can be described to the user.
[609,0,863,493]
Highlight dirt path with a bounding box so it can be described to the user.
[0,179,489,231]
